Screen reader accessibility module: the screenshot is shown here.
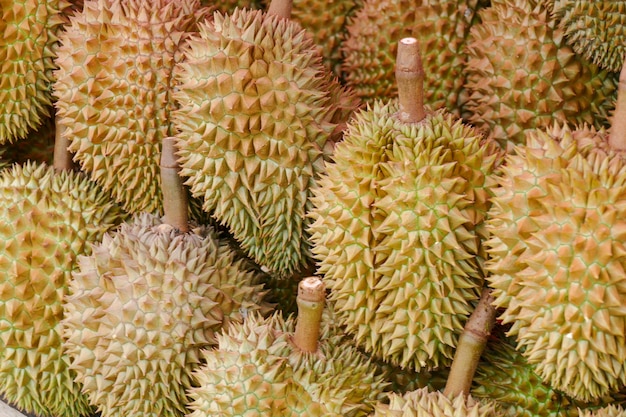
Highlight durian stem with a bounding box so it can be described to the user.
[293,277,326,353]
[443,287,496,398]
[609,57,626,151]
[53,115,75,173]
[160,137,189,233]
[267,0,292,20]
[395,37,426,124]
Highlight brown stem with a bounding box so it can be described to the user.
[53,115,75,172]
[395,37,426,124]
[267,0,292,20]
[609,57,626,151]
[160,137,189,233]
[443,287,496,398]
[293,277,326,353]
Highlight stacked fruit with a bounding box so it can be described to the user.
[1,0,626,416]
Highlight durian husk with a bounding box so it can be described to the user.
[308,100,502,370]
[0,162,126,417]
[340,0,479,116]
[580,405,626,417]
[0,0,72,143]
[485,123,626,402]
[188,308,388,417]
[53,0,209,215]
[173,8,359,278]
[62,212,269,417]
[368,387,500,417]
[462,0,618,149]
[553,0,626,73]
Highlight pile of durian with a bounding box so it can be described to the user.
[1,0,626,416]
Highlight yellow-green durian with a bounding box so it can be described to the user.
[187,308,388,417]
[62,212,269,417]
[173,8,359,278]
[462,0,618,149]
[368,387,500,417]
[0,162,126,417]
[53,0,208,215]
[308,99,502,370]
[553,0,626,73]
[0,0,71,143]
[340,0,479,115]
[485,123,626,402]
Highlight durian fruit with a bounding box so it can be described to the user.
[2,114,56,166]
[368,387,500,417]
[0,0,71,143]
[172,2,359,278]
[289,0,363,76]
[0,157,127,417]
[308,37,502,370]
[553,0,626,73]
[340,0,481,115]
[580,405,626,417]
[62,138,269,417]
[484,58,626,402]
[462,0,618,150]
[187,277,388,417]
[53,0,210,215]
[472,332,602,417]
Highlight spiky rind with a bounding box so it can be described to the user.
[580,405,626,417]
[0,0,71,143]
[341,0,477,115]
[0,162,125,417]
[369,387,500,417]
[63,212,268,417]
[553,0,626,73]
[173,8,353,278]
[309,101,501,370]
[53,0,204,214]
[463,0,618,149]
[189,310,387,417]
[486,124,626,401]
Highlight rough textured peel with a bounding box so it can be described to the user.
[1,0,71,143]
[173,8,358,278]
[485,124,626,401]
[62,212,268,417]
[53,0,206,214]
[308,101,502,370]
[0,162,126,417]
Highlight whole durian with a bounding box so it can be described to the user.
[0,0,71,143]
[0,162,126,417]
[368,387,500,417]
[62,212,268,417]
[462,0,618,149]
[172,5,359,278]
[187,277,388,417]
[484,60,626,401]
[308,38,502,370]
[553,0,626,73]
[53,0,209,215]
[340,0,480,115]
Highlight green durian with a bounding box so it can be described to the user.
[462,0,618,150]
[0,162,126,417]
[485,118,626,401]
[553,0,626,73]
[309,38,502,370]
[62,212,269,417]
[53,0,208,215]
[368,387,500,417]
[0,0,71,143]
[173,7,359,278]
[340,0,480,115]
[187,278,388,417]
